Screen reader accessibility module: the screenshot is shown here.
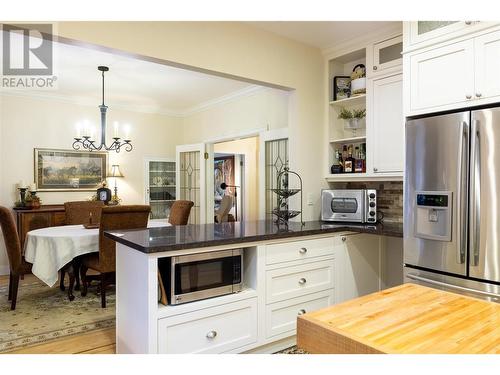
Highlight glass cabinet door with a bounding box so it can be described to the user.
[147,160,176,219]
[372,35,403,73]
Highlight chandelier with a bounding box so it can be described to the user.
[72,66,133,153]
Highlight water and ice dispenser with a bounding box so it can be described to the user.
[414,191,452,242]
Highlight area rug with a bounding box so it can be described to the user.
[0,278,115,352]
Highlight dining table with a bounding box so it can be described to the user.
[23,220,170,293]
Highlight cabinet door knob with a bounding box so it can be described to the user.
[298,309,306,316]
[298,278,307,285]
[299,247,307,254]
[373,167,378,172]
[466,94,472,99]
[476,93,482,98]
[373,65,378,71]
[465,21,472,25]
[206,330,217,339]
[341,236,347,242]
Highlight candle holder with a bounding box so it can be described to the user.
[18,187,28,206]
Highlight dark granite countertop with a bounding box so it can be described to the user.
[105,220,402,254]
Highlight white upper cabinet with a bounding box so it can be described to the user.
[369,35,402,76]
[405,25,500,115]
[405,21,498,51]
[370,73,404,174]
[409,39,475,113]
[474,29,500,102]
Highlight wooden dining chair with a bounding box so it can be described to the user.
[79,205,151,308]
[60,201,104,299]
[168,200,194,225]
[0,206,33,310]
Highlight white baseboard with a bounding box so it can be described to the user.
[0,265,10,276]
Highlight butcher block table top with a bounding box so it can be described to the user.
[297,283,500,354]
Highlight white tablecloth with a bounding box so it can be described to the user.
[24,221,169,287]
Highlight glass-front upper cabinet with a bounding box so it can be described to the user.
[371,35,403,75]
[406,21,486,49]
[145,158,176,220]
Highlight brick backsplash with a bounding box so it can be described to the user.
[329,181,403,223]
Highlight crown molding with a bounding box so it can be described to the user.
[0,84,272,118]
[322,23,402,59]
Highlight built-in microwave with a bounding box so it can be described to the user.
[321,189,377,223]
[162,249,243,305]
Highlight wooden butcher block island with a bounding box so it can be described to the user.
[297,283,500,354]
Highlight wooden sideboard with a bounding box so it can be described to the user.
[14,205,66,248]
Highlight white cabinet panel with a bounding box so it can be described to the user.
[265,260,335,304]
[474,29,500,102]
[409,39,475,112]
[265,237,334,265]
[371,73,404,174]
[265,289,334,339]
[158,298,257,354]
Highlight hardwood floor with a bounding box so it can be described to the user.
[0,274,116,354]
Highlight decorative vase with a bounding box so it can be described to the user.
[344,118,365,130]
[351,77,366,95]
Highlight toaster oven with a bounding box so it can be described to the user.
[321,189,377,223]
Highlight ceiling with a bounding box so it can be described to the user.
[1,35,259,116]
[247,21,401,50]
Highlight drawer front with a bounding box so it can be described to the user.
[266,237,334,265]
[266,261,335,304]
[266,289,334,339]
[52,212,66,226]
[158,298,257,354]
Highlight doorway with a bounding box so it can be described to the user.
[213,136,259,222]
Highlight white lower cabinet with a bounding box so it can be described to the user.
[265,289,334,339]
[265,260,335,304]
[157,298,257,354]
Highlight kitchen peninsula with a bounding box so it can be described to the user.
[105,220,402,354]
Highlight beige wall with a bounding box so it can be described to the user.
[214,137,259,221]
[182,88,289,144]
[56,22,327,221]
[0,94,182,273]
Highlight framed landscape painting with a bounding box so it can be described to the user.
[34,149,108,191]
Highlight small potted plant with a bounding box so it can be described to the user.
[24,193,41,209]
[338,107,366,135]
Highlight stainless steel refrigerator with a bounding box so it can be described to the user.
[404,107,500,302]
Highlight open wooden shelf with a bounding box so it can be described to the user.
[329,94,366,107]
[325,173,403,182]
[329,135,366,144]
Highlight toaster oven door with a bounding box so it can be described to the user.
[321,190,364,222]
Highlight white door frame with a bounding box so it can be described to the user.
[176,143,206,224]
[258,128,289,220]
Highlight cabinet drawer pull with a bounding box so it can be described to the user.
[298,309,306,316]
[299,247,307,254]
[475,93,482,98]
[341,236,346,242]
[373,167,378,172]
[466,94,472,99]
[465,21,472,25]
[373,65,378,71]
[298,278,307,285]
[206,330,217,339]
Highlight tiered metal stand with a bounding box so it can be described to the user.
[271,167,305,226]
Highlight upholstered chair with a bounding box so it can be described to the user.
[64,201,104,225]
[60,201,104,299]
[168,200,194,225]
[80,205,151,308]
[0,206,33,310]
[215,195,233,223]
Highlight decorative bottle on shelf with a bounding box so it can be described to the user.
[344,144,354,173]
[331,149,343,174]
[361,143,367,173]
[354,146,363,173]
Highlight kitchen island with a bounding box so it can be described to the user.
[297,283,500,354]
[105,220,402,354]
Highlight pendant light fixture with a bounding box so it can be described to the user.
[72,66,133,153]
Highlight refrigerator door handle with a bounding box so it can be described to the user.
[470,119,481,267]
[457,121,469,264]
[406,274,500,300]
